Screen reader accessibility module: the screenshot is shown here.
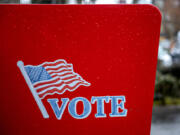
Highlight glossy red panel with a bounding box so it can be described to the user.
[0,5,161,135]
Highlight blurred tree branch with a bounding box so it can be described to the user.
[162,0,180,38]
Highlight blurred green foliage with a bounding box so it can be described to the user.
[155,69,180,105]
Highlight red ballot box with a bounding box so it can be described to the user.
[0,5,161,135]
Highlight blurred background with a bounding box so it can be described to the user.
[0,0,180,135]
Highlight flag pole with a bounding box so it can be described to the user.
[17,61,49,119]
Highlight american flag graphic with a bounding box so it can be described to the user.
[20,59,90,99]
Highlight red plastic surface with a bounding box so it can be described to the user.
[0,5,161,135]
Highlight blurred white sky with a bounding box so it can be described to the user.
[20,0,153,4]
[95,0,152,4]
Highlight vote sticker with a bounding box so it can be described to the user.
[17,59,127,119]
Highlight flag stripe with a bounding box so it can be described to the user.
[38,80,86,95]
[49,71,73,76]
[38,82,90,99]
[44,63,71,69]
[33,77,60,88]
[47,68,72,74]
[42,60,66,67]
[50,72,75,78]
[35,76,81,90]
[34,74,80,89]
[51,74,78,81]
[45,65,72,71]
[36,78,83,93]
